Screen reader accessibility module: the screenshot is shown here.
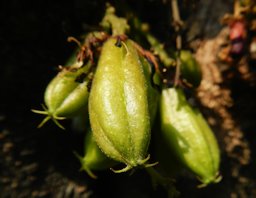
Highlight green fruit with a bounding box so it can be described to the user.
[32,61,91,129]
[193,109,220,182]
[180,50,202,87]
[89,38,154,172]
[75,129,118,179]
[159,87,220,185]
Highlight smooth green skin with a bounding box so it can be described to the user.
[89,38,151,169]
[44,62,90,118]
[193,109,220,182]
[160,87,220,185]
[180,50,202,87]
[76,130,118,179]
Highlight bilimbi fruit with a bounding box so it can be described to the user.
[89,38,158,172]
[32,61,91,129]
[180,50,202,87]
[75,129,118,179]
[159,87,221,186]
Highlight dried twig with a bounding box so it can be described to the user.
[170,0,183,86]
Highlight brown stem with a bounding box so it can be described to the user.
[170,0,183,87]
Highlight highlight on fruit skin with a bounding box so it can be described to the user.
[159,87,221,186]
[88,37,158,172]
[32,61,91,129]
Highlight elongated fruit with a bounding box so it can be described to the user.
[75,129,118,179]
[32,61,91,129]
[180,50,202,87]
[89,38,153,172]
[159,87,220,185]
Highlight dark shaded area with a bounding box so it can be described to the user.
[1,0,256,198]
[0,1,171,197]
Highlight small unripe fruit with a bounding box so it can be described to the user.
[159,87,221,185]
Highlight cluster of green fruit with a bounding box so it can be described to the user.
[33,6,221,193]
